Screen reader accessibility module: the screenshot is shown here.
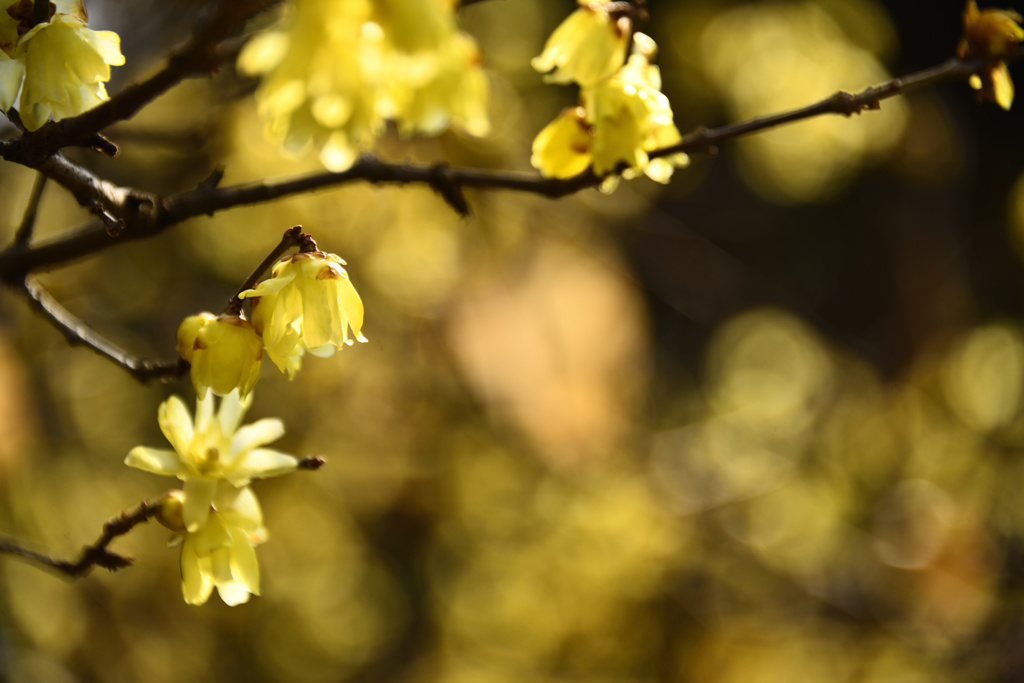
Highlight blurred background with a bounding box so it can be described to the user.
[2,0,1024,680]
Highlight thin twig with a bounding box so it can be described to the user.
[13,275,186,382]
[0,498,160,577]
[227,226,304,311]
[12,173,47,247]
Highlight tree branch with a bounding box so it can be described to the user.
[0,497,160,577]
[0,52,1016,279]
[11,275,186,383]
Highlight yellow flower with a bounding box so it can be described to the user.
[958,0,1024,109]
[530,106,593,179]
[238,0,488,171]
[179,483,266,606]
[0,0,124,130]
[531,2,631,87]
[239,251,366,378]
[125,391,298,532]
[177,313,264,400]
[531,34,688,188]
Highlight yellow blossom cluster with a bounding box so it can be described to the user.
[530,2,688,191]
[237,0,489,172]
[0,0,123,131]
[143,239,366,605]
[127,391,298,605]
[957,0,1024,110]
[177,248,366,401]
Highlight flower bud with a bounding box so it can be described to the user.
[156,490,187,532]
[190,314,264,400]
[176,312,216,364]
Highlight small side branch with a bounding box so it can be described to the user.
[14,276,186,383]
[0,498,160,577]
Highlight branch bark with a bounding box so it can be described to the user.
[0,498,160,577]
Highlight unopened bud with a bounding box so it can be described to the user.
[176,312,216,363]
[156,490,187,532]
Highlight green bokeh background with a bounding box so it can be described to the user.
[3,1,1024,681]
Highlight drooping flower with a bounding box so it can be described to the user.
[239,251,366,378]
[176,312,264,400]
[958,0,1024,109]
[179,483,266,606]
[125,390,298,532]
[531,1,631,87]
[150,485,267,606]
[0,0,124,130]
[531,33,689,190]
[530,106,593,179]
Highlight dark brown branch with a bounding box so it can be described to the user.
[0,498,160,577]
[227,225,304,311]
[0,52,1016,279]
[12,275,186,383]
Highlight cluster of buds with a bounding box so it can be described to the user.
[530,1,688,192]
[0,0,124,130]
[237,0,489,172]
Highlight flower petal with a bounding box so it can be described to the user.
[181,538,214,606]
[158,395,194,456]
[229,527,261,595]
[183,477,217,532]
[232,418,285,454]
[124,447,186,477]
[228,449,298,486]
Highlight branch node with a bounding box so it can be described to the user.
[430,163,471,217]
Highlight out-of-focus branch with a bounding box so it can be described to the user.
[11,275,186,383]
[12,173,47,246]
[0,498,160,577]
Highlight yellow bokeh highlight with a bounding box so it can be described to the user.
[700,1,907,203]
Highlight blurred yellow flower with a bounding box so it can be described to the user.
[177,313,264,400]
[179,483,267,606]
[531,1,630,87]
[239,251,366,378]
[125,391,298,532]
[0,0,124,130]
[238,0,488,171]
[958,0,1024,109]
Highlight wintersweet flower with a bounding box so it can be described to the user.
[125,390,298,532]
[179,483,267,606]
[239,251,366,378]
[0,0,124,130]
[531,1,631,87]
[177,312,264,400]
[532,33,689,190]
[238,0,489,171]
[531,106,593,179]
[958,0,1024,109]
